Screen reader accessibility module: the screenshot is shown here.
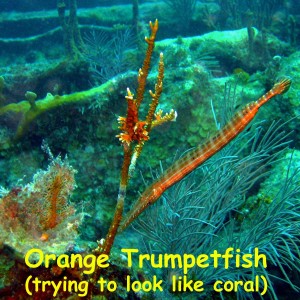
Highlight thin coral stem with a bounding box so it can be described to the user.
[101,196,124,255]
[136,19,159,108]
[128,52,165,176]
[120,145,132,186]
[101,146,131,255]
[101,20,173,258]
[146,52,164,133]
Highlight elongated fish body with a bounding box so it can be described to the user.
[120,78,291,231]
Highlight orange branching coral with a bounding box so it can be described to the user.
[136,19,159,108]
[116,52,175,147]
[116,88,149,145]
[145,52,165,132]
[152,108,177,128]
[116,40,176,177]
[100,20,176,258]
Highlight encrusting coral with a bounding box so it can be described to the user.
[0,77,122,143]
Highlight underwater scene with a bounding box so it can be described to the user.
[0,0,300,299]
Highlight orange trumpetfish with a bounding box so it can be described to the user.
[120,78,291,231]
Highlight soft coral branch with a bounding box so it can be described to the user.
[99,20,176,257]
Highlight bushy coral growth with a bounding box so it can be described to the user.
[0,156,81,255]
